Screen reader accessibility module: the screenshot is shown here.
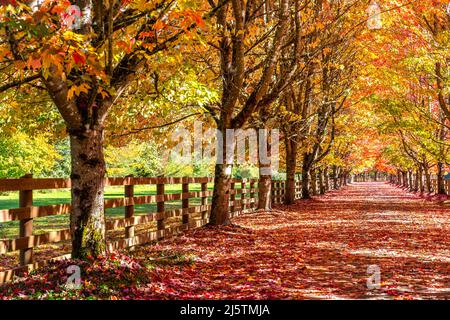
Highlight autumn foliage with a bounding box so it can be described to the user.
[0,0,449,301]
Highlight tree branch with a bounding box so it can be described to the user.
[0,74,41,93]
[112,112,203,137]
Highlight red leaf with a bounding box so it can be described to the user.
[72,51,86,66]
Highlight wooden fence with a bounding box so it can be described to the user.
[353,174,389,182]
[269,180,303,203]
[389,174,450,195]
[430,179,450,195]
[0,176,294,283]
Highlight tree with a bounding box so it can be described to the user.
[0,0,207,258]
[195,0,298,225]
[279,0,362,201]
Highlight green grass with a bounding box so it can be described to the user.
[0,183,234,240]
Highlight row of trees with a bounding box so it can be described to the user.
[366,1,450,194]
[0,0,448,259]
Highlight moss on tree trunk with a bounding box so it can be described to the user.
[70,127,107,259]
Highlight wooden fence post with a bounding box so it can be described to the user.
[277,181,281,204]
[272,181,276,204]
[250,180,255,210]
[271,181,275,204]
[182,180,189,225]
[156,182,165,239]
[19,174,33,266]
[241,180,247,212]
[275,181,279,203]
[201,182,208,220]
[124,175,135,241]
[230,181,235,214]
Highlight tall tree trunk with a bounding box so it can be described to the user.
[374,170,378,182]
[301,153,313,199]
[402,171,408,188]
[332,165,339,189]
[285,138,297,204]
[310,168,317,196]
[408,169,413,191]
[418,166,424,193]
[342,171,348,186]
[397,170,402,185]
[414,168,419,192]
[301,167,310,199]
[210,163,233,225]
[257,128,272,211]
[324,166,329,192]
[210,118,233,226]
[318,167,326,195]
[424,166,431,193]
[70,128,106,259]
[437,162,446,195]
[258,174,272,211]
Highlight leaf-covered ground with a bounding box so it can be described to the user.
[1,182,449,300]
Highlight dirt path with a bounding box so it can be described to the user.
[136,182,450,300]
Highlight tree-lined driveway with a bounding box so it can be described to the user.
[137,182,449,300]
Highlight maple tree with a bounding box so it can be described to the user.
[191,0,299,225]
[0,0,208,258]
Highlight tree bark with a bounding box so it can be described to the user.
[342,171,348,186]
[310,168,318,196]
[301,167,310,199]
[285,138,297,204]
[210,163,233,225]
[258,174,272,211]
[318,168,326,195]
[408,169,413,191]
[424,166,432,193]
[301,151,316,199]
[414,168,419,192]
[70,127,106,259]
[402,171,408,188]
[210,109,233,225]
[437,162,446,195]
[324,166,329,192]
[418,166,424,193]
[332,165,340,189]
[257,124,273,211]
